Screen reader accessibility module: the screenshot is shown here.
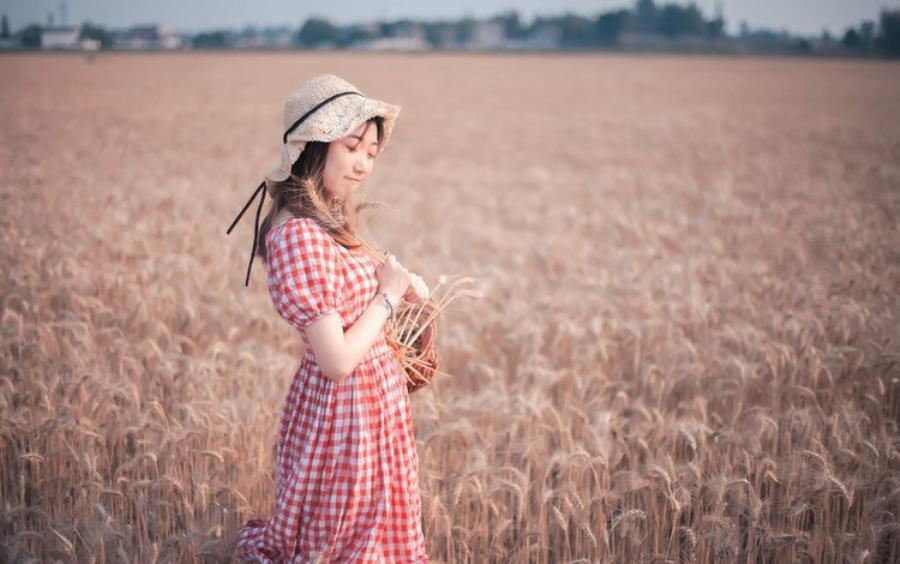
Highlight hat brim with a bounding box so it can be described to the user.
[266,95,401,184]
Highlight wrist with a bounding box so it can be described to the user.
[378,288,401,305]
[375,290,397,320]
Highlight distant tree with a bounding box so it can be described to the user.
[380,19,416,38]
[20,24,42,48]
[192,30,230,49]
[1,14,9,38]
[705,16,725,38]
[792,38,811,53]
[490,10,526,39]
[377,21,395,38]
[635,0,659,33]
[593,10,631,46]
[423,21,454,48]
[339,25,375,48]
[658,3,705,38]
[454,17,476,44]
[79,22,112,49]
[296,17,338,47]
[842,27,861,49]
[559,13,595,47]
[878,9,900,57]
[860,20,876,46]
[821,29,834,42]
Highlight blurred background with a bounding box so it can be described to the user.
[1,0,899,57]
[2,1,899,563]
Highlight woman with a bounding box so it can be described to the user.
[227,74,430,562]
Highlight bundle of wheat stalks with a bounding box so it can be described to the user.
[353,229,480,392]
[384,274,480,392]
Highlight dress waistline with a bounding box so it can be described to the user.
[302,335,395,363]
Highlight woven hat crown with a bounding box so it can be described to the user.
[282,74,361,133]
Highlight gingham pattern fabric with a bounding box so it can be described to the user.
[235,217,428,563]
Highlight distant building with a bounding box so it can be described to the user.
[466,21,505,49]
[354,36,430,51]
[234,33,266,49]
[396,22,427,42]
[354,21,430,51]
[527,24,562,49]
[80,38,101,51]
[0,37,21,50]
[231,26,293,49]
[492,24,561,51]
[41,26,79,49]
[113,24,182,50]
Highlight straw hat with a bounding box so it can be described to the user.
[267,73,401,185]
[227,74,402,286]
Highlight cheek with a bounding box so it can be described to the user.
[328,152,346,173]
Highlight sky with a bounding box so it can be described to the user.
[2,0,898,38]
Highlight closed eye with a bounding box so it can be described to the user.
[347,142,377,159]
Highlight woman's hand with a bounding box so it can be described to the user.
[376,253,412,304]
[404,273,430,304]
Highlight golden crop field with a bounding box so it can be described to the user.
[1,51,899,563]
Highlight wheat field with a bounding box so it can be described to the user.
[1,51,899,563]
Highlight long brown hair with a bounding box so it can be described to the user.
[256,116,386,264]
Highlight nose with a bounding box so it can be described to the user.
[353,157,371,177]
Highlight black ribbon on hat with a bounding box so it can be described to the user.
[226,90,363,287]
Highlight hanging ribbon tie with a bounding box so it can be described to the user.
[227,89,362,287]
[226,180,266,286]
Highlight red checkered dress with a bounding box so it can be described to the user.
[235,217,428,563]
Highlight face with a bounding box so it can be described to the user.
[322,120,380,202]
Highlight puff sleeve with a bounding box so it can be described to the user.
[267,218,343,332]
